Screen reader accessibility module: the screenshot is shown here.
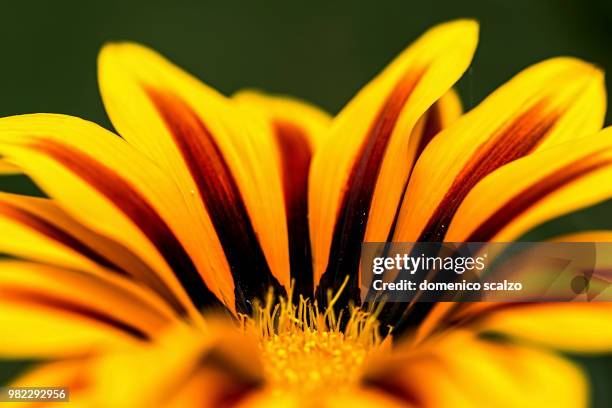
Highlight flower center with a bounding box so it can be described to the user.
[243,283,385,395]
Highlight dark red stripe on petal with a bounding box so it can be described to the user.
[145,89,283,311]
[362,374,423,407]
[0,202,186,315]
[1,287,151,341]
[274,121,314,298]
[32,140,225,313]
[414,102,444,161]
[466,154,612,242]
[318,68,425,304]
[385,102,446,243]
[419,100,561,242]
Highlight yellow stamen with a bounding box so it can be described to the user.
[240,279,387,395]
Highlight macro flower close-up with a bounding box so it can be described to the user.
[1,7,612,408]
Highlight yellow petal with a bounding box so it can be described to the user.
[99,43,289,305]
[0,114,224,317]
[423,140,612,349]
[0,192,185,316]
[309,20,478,293]
[447,232,611,353]
[445,127,612,242]
[233,90,331,295]
[395,57,606,242]
[0,261,169,357]
[89,324,262,407]
[15,322,263,408]
[233,90,331,149]
[423,232,612,352]
[364,331,588,407]
[476,303,612,353]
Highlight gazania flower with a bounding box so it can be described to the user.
[1,19,612,407]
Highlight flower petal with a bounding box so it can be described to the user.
[412,88,463,161]
[476,303,612,353]
[309,20,478,297]
[234,91,331,296]
[0,261,169,357]
[0,192,185,315]
[14,322,263,407]
[445,128,612,242]
[394,57,606,242]
[233,90,332,149]
[363,331,588,407]
[415,230,612,350]
[0,114,226,316]
[436,231,612,353]
[414,139,612,345]
[99,43,288,305]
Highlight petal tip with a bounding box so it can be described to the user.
[435,18,480,37]
[98,41,158,65]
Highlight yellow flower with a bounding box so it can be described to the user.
[0,19,611,407]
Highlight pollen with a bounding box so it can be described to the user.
[241,279,387,395]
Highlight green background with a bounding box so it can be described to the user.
[0,0,611,405]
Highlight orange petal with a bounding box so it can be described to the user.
[233,91,331,295]
[395,57,606,242]
[309,20,478,297]
[0,261,170,357]
[364,331,587,407]
[0,192,185,316]
[446,128,612,242]
[14,322,263,407]
[99,43,289,306]
[0,114,223,317]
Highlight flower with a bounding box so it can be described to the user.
[0,19,611,407]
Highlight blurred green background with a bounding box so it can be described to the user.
[0,0,611,405]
